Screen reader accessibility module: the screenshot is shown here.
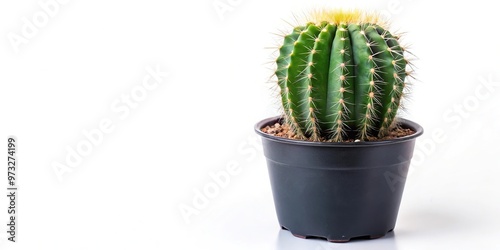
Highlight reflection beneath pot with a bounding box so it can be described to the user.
[274,229,398,250]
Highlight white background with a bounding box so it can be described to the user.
[1,0,499,249]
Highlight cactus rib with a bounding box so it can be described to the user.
[276,26,306,138]
[348,23,378,140]
[327,23,355,141]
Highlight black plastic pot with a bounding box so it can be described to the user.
[255,116,423,243]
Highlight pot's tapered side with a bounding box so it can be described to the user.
[255,117,423,243]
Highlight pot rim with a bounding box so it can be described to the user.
[255,116,423,148]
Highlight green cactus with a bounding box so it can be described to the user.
[275,10,410,142]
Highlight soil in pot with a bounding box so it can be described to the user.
[261,122,415,142]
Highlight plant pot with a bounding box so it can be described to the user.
[255,116,423,243]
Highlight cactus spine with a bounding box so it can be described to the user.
[275,10,410,142]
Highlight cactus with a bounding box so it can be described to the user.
[275,10,411,142]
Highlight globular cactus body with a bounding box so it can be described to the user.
[276,11,409,142]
